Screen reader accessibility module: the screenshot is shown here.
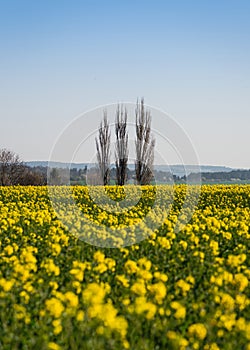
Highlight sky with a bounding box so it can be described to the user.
[0,0,250,168]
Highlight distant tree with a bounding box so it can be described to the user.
[115,105,128,186]
[20,166,46,185]
[83,165,88,175]
[135,98,155,185]
[48,167,70,185]
[0,148,24,185]
[96,111,111,185]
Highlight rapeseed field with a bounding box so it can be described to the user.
[0,185,250,350]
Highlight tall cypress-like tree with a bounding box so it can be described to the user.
[115,105,128,186]
[135,98,155,185]
[95,111,111,185]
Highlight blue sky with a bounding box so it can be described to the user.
[0,0,250,167]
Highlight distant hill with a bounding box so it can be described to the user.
[26,161,89,169]
[152,165,233,177]
[25,161,234,177]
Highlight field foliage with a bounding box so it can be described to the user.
[0,185,250,350]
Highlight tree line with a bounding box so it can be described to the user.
[95,98,155,186]
[0,149,46,186]
[1,146,250,186]
[0,99,156,186]
[187,170,250,183]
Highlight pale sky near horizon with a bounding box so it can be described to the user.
[0,0,250,168]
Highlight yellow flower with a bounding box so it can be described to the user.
[4,245,14,255]
[179,338,189,348]
[235,294,248,310]
[157,237,171,249]
[145,303,157,320]
[105,257,116,270]
[45,298,64,318]
[119,248,129,257]
[204,343,220,350]
[158,307,165,316]
[49,281,59,290]
[186,275,195,285]
[235,317,246,332]
[170,301,186,319]
[96,325,104,335]
[72,281,81,294]
[188,323,207,340]
[76,310,85,321]
[116,274,130,288]
[154,271,168,282]
[131,280,147,296]
[193,250,205,262]
[210,240,219,255]
[148,282,167,304]
[137,268,153,281]
[50,243,61,256]
[138,257,152,271]
[64,291,78,308]
[93,251,105,263]
[217,329,224,337]
[123,340,130,349]
[219,313,236,331]
[134,296,157,320]
[179,240,188,250]
[124,260,138,274]
[234,273,248,292]
[122,298,130,306]
[20,290,30,304]
[222,231,232,240]
[220,293,235,310]
[94,263,108,274]
[227,254,246,268]
[175,279,191,295]
[0,278,14,292]
[52,319,62,335]
[41,259,60,276]
[167,331,178,340]
[82,283,106,305]
[48,342,61,350]
[39,309,46,317]
[88,303,103,318]
[70,268,84,282]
